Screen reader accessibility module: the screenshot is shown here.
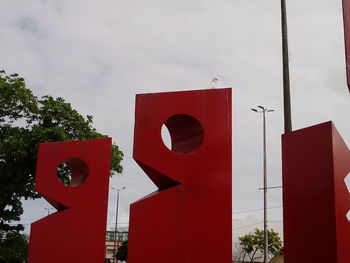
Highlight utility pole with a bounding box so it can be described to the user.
[281,0,292,133]
[251,106,274,263]
[111,186,126,263]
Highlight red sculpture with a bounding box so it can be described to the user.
[282,122,350,263]
[343,0,350,91]
[128,88,232,263]
[27,138,112,263]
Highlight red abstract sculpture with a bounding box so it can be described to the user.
[28,138,112,263]
[282,122,350,263]
[343,0,350,91]
[128,88,232,263]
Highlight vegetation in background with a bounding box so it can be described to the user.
[0,230,28,263]
[0,70,124,261]
[116,240,128,262]
[234,228,283,263]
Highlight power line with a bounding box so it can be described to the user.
[11,207,283,227]
[232,220,284,230]
[107,222,129,225]
[11,208,283,226]
[233,221,263,230]
[232,205,282,214]
[9,222,130,226]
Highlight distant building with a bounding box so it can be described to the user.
[105,228,128,261]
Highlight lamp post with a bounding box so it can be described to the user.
[44,208,53,216]
[111,186,126,263]
[251,106,274,263]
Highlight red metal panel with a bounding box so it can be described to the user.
[28,138,111,263]
[343,0,350,91]
[128,88,232,263]
[282,122,350,263]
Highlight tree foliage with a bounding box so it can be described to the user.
[237,228,282,263]
[0,70,124,233]
[0,230,28,263]
[116,240,128,262]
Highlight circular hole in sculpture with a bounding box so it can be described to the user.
[161,114,204,154]
[57,158,89,187]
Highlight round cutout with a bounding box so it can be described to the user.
[161,114,204,154]
[57,158,89,187]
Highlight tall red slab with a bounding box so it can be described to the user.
[282,122,350,263]
[128,88,232,263]
[343,0,350,91]
[28,138,111,263]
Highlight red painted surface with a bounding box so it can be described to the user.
[282,122,350,263]
[343,0,350,91]
[28,138,111,263]
[128,88,232,263]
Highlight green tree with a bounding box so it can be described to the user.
[0,70,124,233]
[238,228,282,263]
[0,230,28,263]
[116,240,128,262]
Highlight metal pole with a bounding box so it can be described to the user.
[281,0,292,133]
[251,106,274,262]
[113,191,119,263]
[112,187,125,263]
[262,109,268,263]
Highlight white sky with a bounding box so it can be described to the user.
[1,0,349,243]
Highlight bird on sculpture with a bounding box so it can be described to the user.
[210,77,218,89]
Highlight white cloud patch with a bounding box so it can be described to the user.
[1,0,348,242]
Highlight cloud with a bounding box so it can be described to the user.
[1,0,348,239]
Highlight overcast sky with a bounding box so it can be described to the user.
[1,0,349,242]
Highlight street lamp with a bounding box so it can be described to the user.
[44,208,53,216]
[251,106,274,263]
[111,186,126,263]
